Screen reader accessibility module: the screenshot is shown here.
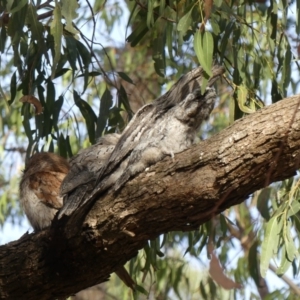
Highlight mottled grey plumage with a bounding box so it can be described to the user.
[59,133,120,217]
[61,133,120,195]
[58,65,225,218]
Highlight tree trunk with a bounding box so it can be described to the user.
[1,94,300,300]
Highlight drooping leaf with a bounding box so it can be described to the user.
[0,27,7,53]
[257,188,271,221]
[58,133,68,158]
[8,71,17,105]
[50,2,63,79]
[219,21,234,60]
[76,40,91,68]
[126,20,149,47]
[284,221,298,262]
[96,88,113,138]
[118,84,132,120]
[26,4,44,43]
[193,31,213,77]
[146,0,154,28]
[61,0,79,35]
[7,0,27,14]
[260,215,283,277]
[237,85,256,114]
[118,72,134,84]
[153,36,165,77]
[53,96,64,131]
[46,80,55,116]
[73,90,97,144]
[177,7,193,34]
[65,135,73,158]
[248,241,260,286]
[277,240,292,276]
[282,42,291,95]
[65,36,78,74]
[287,200,300,218]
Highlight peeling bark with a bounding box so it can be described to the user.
[1,95,300,300]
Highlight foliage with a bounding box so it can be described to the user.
[0,0,300,299]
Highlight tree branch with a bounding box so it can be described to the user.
[1,94,300,299]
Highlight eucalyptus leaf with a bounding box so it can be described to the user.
[61,0,79,35]
[260,215,283,277]
[177,7,193,34]
[193,31,213,77]
[50,3,63,79]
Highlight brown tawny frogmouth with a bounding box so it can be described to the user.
[19,150,135,290]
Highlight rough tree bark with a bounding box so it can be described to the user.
[1,94,300,300]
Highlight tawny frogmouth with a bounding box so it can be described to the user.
[20,151,135,290]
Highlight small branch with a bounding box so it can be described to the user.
[269,264,300,296]
[37,10,53,21]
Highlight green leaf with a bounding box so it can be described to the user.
[248,241,260,285]
[159,0,165,14]
[118,84,133,119]
[166,22,175,59]
[200,281,207,298]
[260,215,283,277]
[96,88,113,138]
[74,91,97,144]
[297,0,300,34]
[53,96,64,131]
[270,6,278,41]
[26,4,44,43]
[277,243,292,276]
[211,19,220,36]
[65,135,73,158]
[7,0,27,13]
[193,31,213,90]
[282,42,291,95]
[287,201,300,218]
[50,2,63,79]
[146,0,154,28]
[257,188,271,221]
[8,71,17,105]
[76,71,101,78]
[135,284,148,295]
[54,68,70,79]
[237,85,256,114]
[219,21,234,60]
[126,21,149,47]
[46,80,55,114]
[118,72,134,84]
[76,40,91,68]
[219,214,228,236]
[61,0,79,35]
[7,2,28,38]
[49,139,54,153]
[65,36,77,73]
[21,105,33,144]
[229,96,235,124]
[153,36,165,77]
[271,79,283,103]
[58,133,68,158]
[285,221,298,262]
[177,7,193,34]
[0,27,7,53]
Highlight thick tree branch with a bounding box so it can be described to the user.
[1,94,300,299]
